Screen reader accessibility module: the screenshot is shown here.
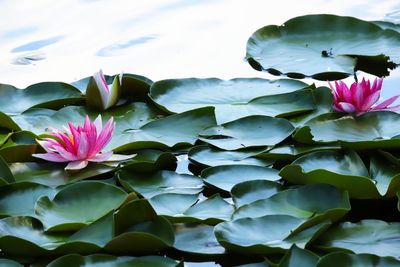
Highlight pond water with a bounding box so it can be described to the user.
[1,0,399,90]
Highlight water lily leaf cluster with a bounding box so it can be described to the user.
[1,13,400,266]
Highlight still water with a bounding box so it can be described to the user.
[0,0,399,90]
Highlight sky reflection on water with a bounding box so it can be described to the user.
[0,0,399,89]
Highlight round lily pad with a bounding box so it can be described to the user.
[246,14,400,79]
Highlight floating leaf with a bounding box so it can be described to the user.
[0,82,83,114]
[0,182,55,217]
[119,149,176,173]
[174,224,226,255]
[0,259,22,267]
[280,150,383,199]
[279,245,319,267]
[106,199,174,254]
[202,165,280,192]
[315,220,400,258]
[231,180,283,208]
[246,14,400,79]
[35,181,127,231]
[118,170,203,198]
[47,254,180,267]
[199,116,294,150]
[108,107,217,151]
[233,184,350,228]
[10,162,115,187]
[215,215,330,254]
[188,145,273,167]
[150,78,310,123]
[294,111,400,150]
[316,252,400,267]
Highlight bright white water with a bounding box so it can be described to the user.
[0,0,399,90]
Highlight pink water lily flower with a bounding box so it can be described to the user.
[33,115,130,170]
[328,78,400,114]
[86,70,122,110]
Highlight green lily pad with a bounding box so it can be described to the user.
[150,78,310,124]
[0,259,22,267]
[261,144,341,161]
[294,111,400,150]
[107,107,217,151]
[0,131,37,163]
[10,162,116,187]
[174,224,226,255]
[199,116,294,150]
[47,254,181,267]
[188,145,273,167]
[149,193,199,218]
[105,199,174,254]
[369,155,400,196]
[315,220,400,258]
[7,102,160,137]
[279,245,319,267]
[233,184,350,228]
[119,149,176,173]
[280,150,383,199]
[0,182,55,217]
[0,82,83,114]
[183,194,234,224]
[215,215,330,254]
[231,180,282,208]
[316,252,400,267]
[35,181,127,231]
[201,165,280,192]
[118,170,203,198]
[0,215,105,257]
[246,14,400,79]
[0,155,14,184]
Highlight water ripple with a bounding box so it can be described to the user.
[96,35,158,57]
[11,35,64,53]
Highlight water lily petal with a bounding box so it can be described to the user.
[32,152,69,162]
[65,160,89,171]
[371,95,400,110]
[337,102,356,113]
[104,153,136,162]
[89,151,113,162]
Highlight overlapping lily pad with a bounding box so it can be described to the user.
[201,165,280,192]
[106,199,175,254]
[0,82,83,114]
[231,180,283,207]
[188,145,273,167]
[280,150,387,199]
[47,254,181,267]
[150,78,312,123]
[35,181,127,231]
[10,161,116,187]
[108,107,217,151]
[0,182,55,217]
[246,14,400,79]
[199,116,294,150]
[174,224,226,255]
[233,184,350,227]
[315,220,400,258]
[118,170,203,198]
[317,252,400,267]
[294,111,400,150]
[215,215,330,254]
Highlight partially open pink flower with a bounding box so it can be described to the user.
[328,78,400,114]
[33,115,116,170]
[86,69,122,111]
